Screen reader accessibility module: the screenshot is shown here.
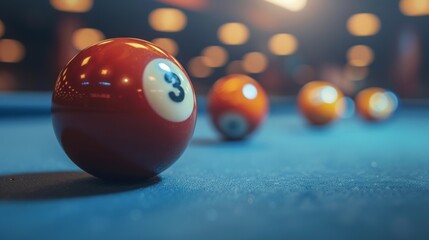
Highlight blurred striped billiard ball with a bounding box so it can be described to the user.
[208,74,269,140]
[298,81,345,125]
[355,87,398,121]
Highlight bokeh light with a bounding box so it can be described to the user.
[347,45,374,67]
[0,20,4,38]
[71,28,105,50]
[188,56,213,78]
[0,39,25,63]
[218,22,249,45]
[268,33,298,56]
[202,46,228,67]
[157,0,209,11]
[242,52,268,74]
[226,60,245,74]
[151,38,179,56]
[347,13,381,36]
[149,8,187,32]
[400,0,429,16]
[50,0,93,13]
[344,65,369,81]
[265,0,308,12]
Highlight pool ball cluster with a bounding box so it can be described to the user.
[297,82,398,125]
[52,38,398,181]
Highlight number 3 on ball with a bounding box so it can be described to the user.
[164,72,185,103]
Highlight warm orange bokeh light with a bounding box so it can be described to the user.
[202,46,228,67]
[157,0,209,11]
[400,0,429,16]
[151,38,179,56]
[242,52,268,74]
[226,60,246,75]
[347,13,381,36]
[50,0,93,13]
[188,56,213,78]
[218,23,249,45]
[0,39,26,63]
[72,28,105,50]
[347,45,374,67]
[268,33,298,56]
[149,8,187,32]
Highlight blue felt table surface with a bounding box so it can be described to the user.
[1,93,429,240]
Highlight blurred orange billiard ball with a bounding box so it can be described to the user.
[298,81,345,125]
[355,87,398,121]
[208,74,269,140]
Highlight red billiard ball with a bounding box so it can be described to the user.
[298,81,345,125]
[207,74,269,140]
[52,38,197,180]
[355,87,398,121]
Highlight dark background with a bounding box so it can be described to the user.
[0,0,428,98]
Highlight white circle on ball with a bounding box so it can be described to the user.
[219,112,248,138]
[143,58,195,122]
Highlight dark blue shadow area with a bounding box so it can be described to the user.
[0,171,160,201]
